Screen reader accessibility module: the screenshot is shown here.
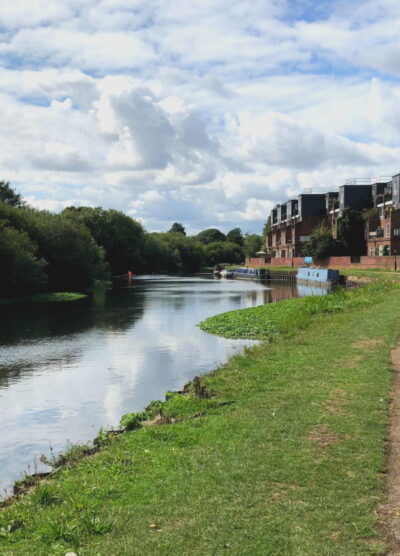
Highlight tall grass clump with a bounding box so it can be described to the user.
[199,281,398,339]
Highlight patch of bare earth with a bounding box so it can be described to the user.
[308,424,339,448]
[334,355,364,368]
[326,389,349,415]
[378,344,400,555]
[346,275,373,284]
[352,338,383,349]
[270,483,302,501]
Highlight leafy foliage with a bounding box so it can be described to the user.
[202,241,242,265]
[263,216,272,239]
[196,228,226,244]
[151,232,205,272]
[303,225,342,259]
[243,233,264,257]
[0,181,24,207]
[337,207,366,255]
[0,223,47,296]
[0,182,250,297]
[168,222,186,235]
[62,206,145,274]
[226,227,244,246]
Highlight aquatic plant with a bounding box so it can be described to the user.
[199,281,398,339]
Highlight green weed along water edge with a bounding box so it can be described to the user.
[0,292,87,305]
[198,281,394,339]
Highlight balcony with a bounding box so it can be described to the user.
[371,227,384,238]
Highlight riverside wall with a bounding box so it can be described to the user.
[245,256,399,270]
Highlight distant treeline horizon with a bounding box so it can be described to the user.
[0,182,264,297]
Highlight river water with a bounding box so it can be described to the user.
[0,275,327,495]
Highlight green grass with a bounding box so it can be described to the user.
[1,283,400,554]
[340,268,400,281]
[0,292,87,305]
[199,281,389,339]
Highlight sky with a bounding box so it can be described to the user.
[1,0,400,234]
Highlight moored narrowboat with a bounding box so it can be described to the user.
[296,267,339,286]
[233,267,266,280]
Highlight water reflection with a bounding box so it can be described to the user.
[0,276,326,494]
[297,284,331,297]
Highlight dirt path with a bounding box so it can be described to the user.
[380,345,400,554]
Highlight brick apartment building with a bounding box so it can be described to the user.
[267,193,327,258]
[365,174,400,256]
[267,173,400,258]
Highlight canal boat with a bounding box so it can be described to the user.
[296,267,339,286]
[233,267,266,280]
[213,264,224,276]
[213,265,233,278]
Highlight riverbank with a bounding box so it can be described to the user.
[0,292,87,306]
[1,282,400,554]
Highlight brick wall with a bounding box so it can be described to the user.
[359,256,396,268]
[245,258,269,267]
[246,256,398,270]
[271,257,304,267]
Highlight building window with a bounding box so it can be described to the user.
[386,223,390,237]
[299,235,310,242]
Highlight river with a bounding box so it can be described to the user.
[0,275,328,495]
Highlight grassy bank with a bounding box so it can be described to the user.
[198,282,387,339]
[340,268,400,282]
[0,292,87,306]
[1,283,400,554]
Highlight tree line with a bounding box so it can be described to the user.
[0,182,264,297]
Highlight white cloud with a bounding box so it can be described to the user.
[0,28,156,71]
[1,0,400,233]
[0,0,74,29]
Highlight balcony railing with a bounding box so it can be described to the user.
[346,176,391,185]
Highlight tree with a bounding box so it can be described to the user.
[196,228,226,244]
[142,234,172,273]
[0,204,108,292]
[303,225,341,260]
[337,208,365,255]
[168,222,186,235]
[62,207,146,274]
[243,234,264,257]
[263,216,272,239]
[154,232,205,272]
[0,181,24,207]
[33,213,107,291]
[203,241,242,266]
[0,223,47,296]
[226,227,244,246]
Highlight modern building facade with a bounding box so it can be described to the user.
[365,174,400,256]
[268,193,327,258]
[267,173,400,258]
